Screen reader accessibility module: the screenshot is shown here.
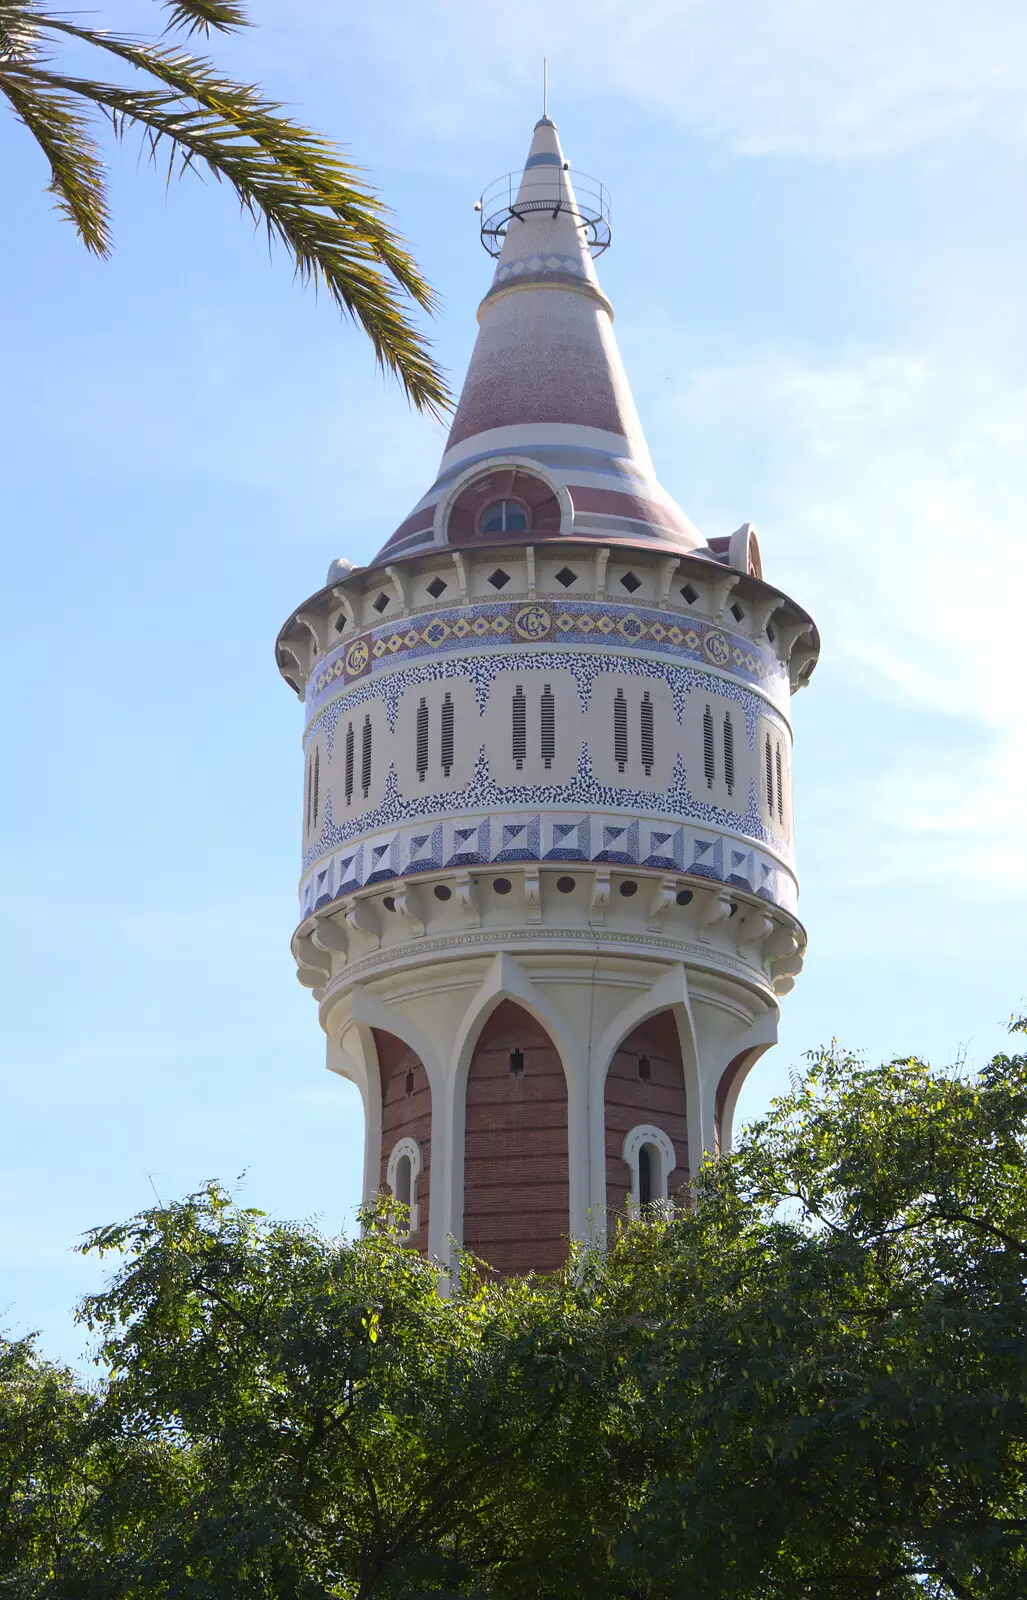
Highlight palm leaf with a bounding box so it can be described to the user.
[159,0,250,36]
[1,67,110,254]
[0,1,450,415]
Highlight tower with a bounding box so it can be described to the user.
[276,118,819,1273]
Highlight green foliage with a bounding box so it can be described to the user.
[0,0,449,415]
[2,1029,1025,1597]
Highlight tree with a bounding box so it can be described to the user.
[1,1026,1025,1597]
[0,0,449,416]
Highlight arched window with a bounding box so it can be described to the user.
[386,1136,422,1239]
[622,1124,677,1214]
[479,499,528,534]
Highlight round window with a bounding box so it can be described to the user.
[479,499,528,535]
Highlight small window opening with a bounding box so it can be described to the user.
[556,875,576,893]
[614,687,628,772]
[441,692,454,777]
[555,566,577,588]
[373,592,390,614]
[383,894,396,912]
[361,714,372,799]
[640,691,654,777]
[480,500,527,535]
[680,583,699,605]
[434,884,452,902]
[638,1145,653,1206]
[676,887,693,906]
[766,621,776,644]
[730,601,745,623]
[416,697,429,783]
[512,685,527,770]
[426,576,447,599]
[394,1153,412,1209]
[405,1068,414,1097]
[333,613,347,634]
[703,704,715,788]
[723,713,735,796]
[344,723,355,807]
[493,877,512,895]
[540,683,556,768]
[488,567,511,590]
[620,570,642,593]
[509,1048,525,1077]
[619,880,638,897]
[638,1054,651,1083]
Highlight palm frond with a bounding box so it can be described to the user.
[8,60,449,415]
[1,65,110,253]
[39,16,440,318]
[160,0,249,36]
[0,2,43,60]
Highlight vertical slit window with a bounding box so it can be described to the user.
[638,1145,652,1206]
[540,683,556,769]
[775,742,784,823]
[441,692,454,777]
[703,704,715,788]
[344,723,355,807]
[723,713,735,796]
[305,757,312,833]
[512,686,527,770]
[765,734,774,814]
[313,747,320,827]
[509,1048,525,1076]
[416,697,429,784]
[361,714,372,799]
[640,692,655,776]
[614,688,628,772]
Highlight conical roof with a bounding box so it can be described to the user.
[372,118,709,564]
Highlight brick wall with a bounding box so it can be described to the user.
[375,1028,432,1254]
[604,1010,689,1214]
[463,1000,569,1276]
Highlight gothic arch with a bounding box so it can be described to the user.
[374,1027,433,1254]
[604,1011,690,1218]
[462,999,570,1276]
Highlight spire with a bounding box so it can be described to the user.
[372,120,708,563]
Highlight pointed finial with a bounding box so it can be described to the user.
[543,56,548,119]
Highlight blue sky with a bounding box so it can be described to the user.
[3,0,1026,1367]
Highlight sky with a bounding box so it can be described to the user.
[2,0,1026,1368]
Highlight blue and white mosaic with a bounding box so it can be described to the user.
[298,811,796,921]
[306,598,789,717]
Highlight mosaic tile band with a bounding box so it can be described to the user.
[307,597,788,717]
[299,810,798,921]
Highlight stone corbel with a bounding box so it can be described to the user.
[704,572,738,621]
[329,587,357,638]
[385,565,411,611]
[698,889,733,943]
[789,640,817,693]
[525,545,536,598]
[647,874,678,930]
[450,550,469,599]
[590,866,611,924]
[766,925,803,992]
[392,885,425,938]
[593,546,610,599]
[771,616,807,666]
[294,611,325,662]
[454,870,480,928]
[748,596,782,641]
[656,556,679,603]
[311,913,348,957]
[523,866,542,925]
[293,933,331,994]
[736,909,775,966]
[345,897,381,950]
